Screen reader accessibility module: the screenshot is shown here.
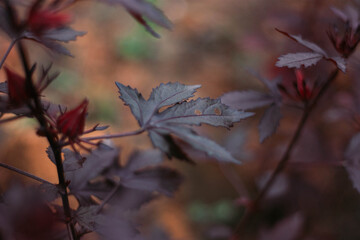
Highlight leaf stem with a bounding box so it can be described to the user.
[81,128,145,141]
[15,38,78,240]
[0,114,25,124]
[96,183,121,214]
[0,162,53,185]
[0,38,17,70]
[234,68,339,238]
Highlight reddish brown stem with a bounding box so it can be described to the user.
[233,68,339,238]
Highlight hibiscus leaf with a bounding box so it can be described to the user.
[328,56,346,73]
[75,206,98,232]
[258,104,282,143]
[221,90,276,110]
[124,149,163,172]
[275,52,323,69]
[100,0,172,37]
[120,167,183,197]
[94,212,140,240]
[116,82,201,126]
[117,82,253,163]
[275,28,327,56]
[65,144,119,200]
[150,98,253,128]
[148,131,192,162]
[165,127,240,163]
[42,27,86,42]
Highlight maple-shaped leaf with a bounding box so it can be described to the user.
[23,28,86,57]
[344,132,360,193]
[160,126,241,163]
[117,82,253,163]
[102,187,155,211]
[100,0,172,38]
[329,56,346,73]
[275,52,324,69]
[152,98,251,128]
[75,206,98,232]
[258,104,282,143]
[65,144,119,204]
[331,5,360,30]
[221,74,283,143]
[62,149,84,172]
[221,90,277,110]
[39,183,59,202]
[276,28,346,72]
[276,28,328,56]
[46,146,56,165]
[112,149,183,197]
[94,212,140,240]
[116,82,200,126]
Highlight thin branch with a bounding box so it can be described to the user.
[11,22,79,239]
[81,128,145,142]
[234,68,339,238]
[96,183,121,214]
[0,38,18,70]
[0,114,25,124]
[0,162,53,185]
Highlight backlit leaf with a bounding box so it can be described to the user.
[275,52,323,69]
[258,104,282,143]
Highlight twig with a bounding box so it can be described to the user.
[96,183,121,214]
[234,68,339,238]
[0,162,53,185]
[0,115,25,124]
[81,128,145,141]
[0,38,18,70]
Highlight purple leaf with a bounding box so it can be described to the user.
[153,98,254,128]
[42,27,86,42]
[114,149,183,196]
[125,149,163,172]
[148,132,193,162]
[331,5,360,30]
[221,90,276,110]
[329,56,346,73]
[39,183,59,202]
[75,206,98,231]
[101,0,172,37]
[22,28,85,57]
[0,82,8,94]
[258,104,282,142]
[104,188,155,211]
[166,126,240,163]
[62,149,84,172]
[117,82,252,162]
[46,146,56,165]
[120,167,183,197]
[344,133,360,193]
[65,144,119,199]
[275,52,323,69]
[95,212,140,240]
[276,28,327,56]
[116,82,201,126]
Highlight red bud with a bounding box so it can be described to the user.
[4,67,30,106]
[56,100,88,139]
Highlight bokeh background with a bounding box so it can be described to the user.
[2,0,360,239]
